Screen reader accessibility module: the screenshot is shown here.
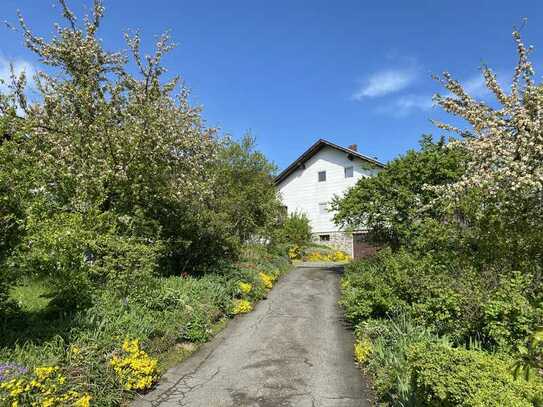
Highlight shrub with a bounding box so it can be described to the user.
[288,245,301,260]
[238,282,252,295]
[232,299,253,314]
[408,342,543,407]
[0,365,91,406]
[354,338,372,364]
[259,272,273,289]
[340,251,410,323]
[277,212,312,248]
[109,339,159,392]
[481,272,543,349]
[356,314,446,405]
[305,249,350,262]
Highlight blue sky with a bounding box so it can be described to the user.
[1,1,542,170]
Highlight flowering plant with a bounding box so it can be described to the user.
[232,299,253,314]
[238,282,252,295]
[258,272,273,289]
[0,365,90,406]
[354,338,373,364]
[110,339,158,391]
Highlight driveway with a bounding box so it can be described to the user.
[133,265,372,407]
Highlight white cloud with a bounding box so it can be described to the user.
[0,55,36,91]
[353,68,416,100]
[376,94,434,117]
[395,94,434,111]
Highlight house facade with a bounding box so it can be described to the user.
[275,139,384,256]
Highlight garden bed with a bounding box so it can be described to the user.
[0,246,291,406]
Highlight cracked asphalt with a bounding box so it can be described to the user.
[133,264,372,407]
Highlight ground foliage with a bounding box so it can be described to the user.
[338,29,543,406]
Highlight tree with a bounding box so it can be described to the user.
[432,30,543,271]
[331,136,464,247]
[213,134,282,244]
[0,0,233,303]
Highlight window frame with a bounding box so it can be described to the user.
[318,170,326,182]
[318,202,328,215]
[344,166,354,178]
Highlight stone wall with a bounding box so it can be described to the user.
[311,231,353,256]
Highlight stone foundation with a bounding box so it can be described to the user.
[311,231,353,256]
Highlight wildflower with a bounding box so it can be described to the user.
[0,363,27,382]
[259,272,273,289]
[34,366,58,381]
[110,339,158,391]
[239,282,252,294]
[74,393,92,407]
[232,299,253,314]
[288,245,301,260]
[354,338,373,364]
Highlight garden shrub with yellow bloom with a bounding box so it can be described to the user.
[0,365,91,406]
[259,272,273,289]
[288,245,301,260]
[110,339,159,391]
[354,338,373,364]
[305,250,350,262]
[239,282,252,294]
[233,299,253,314]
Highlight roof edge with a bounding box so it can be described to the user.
[274,139,385,185]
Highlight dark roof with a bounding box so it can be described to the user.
[274,139,385,185]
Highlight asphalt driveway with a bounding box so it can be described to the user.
[133,265,372,407]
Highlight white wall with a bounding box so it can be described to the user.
[277,146,377,234]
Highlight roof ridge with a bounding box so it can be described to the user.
[274,139,384,185]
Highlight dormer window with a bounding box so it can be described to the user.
[318,171,326,182]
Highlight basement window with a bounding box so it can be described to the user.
[318,171,326,182]
[319,234,330,242]
[344,166,354,178]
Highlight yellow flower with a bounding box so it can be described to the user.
[238,282,252,294]
[232,299,253,314]
[259,272,273,289]
[288,245,301,260]
[74,394,92,407]
[110,339,158,391]
[42,398,56,407]
[122,339,140,354]
[354,338,373,364]
[35,366,58,381]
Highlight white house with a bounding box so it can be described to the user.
[275,139,384,257]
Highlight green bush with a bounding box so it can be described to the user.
[341,248,542,349]
[356,315,446,405]
[276,211,312,248]
[481,272,543,349]
[408,342,543,407]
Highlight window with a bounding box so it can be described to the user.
[344,166,354,178]
[319,234,330,242]
[318,202,328,215]
[318,171,326,182]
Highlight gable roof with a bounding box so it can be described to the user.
[274,139,385,185]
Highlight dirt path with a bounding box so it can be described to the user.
[133,265,372,407]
